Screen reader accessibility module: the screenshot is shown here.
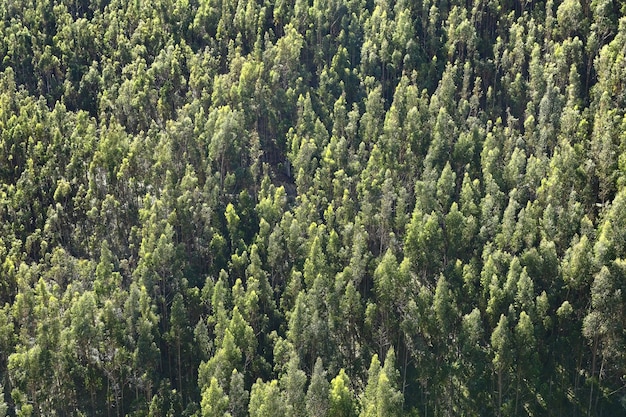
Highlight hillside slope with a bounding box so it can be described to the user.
[0,0,626,416]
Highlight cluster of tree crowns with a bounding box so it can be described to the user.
[0,0,625,416]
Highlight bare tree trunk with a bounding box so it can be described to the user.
[515,366,520,417]
[178,339,183,401]
[402,344,409,405]
[588,337,598,417]
[497,369,503,417]
[107,378,111,417]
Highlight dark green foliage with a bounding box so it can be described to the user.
[0,1,625,416]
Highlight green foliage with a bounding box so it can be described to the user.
[201,377,230,417]
[306,358,329,417]
[249,379,284,417]
[360,349,402,417]
[0,1,625,416]
[329,369,356,417]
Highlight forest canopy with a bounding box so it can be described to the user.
[1,0,626,416]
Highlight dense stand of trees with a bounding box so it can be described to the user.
[0,0,626,416]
